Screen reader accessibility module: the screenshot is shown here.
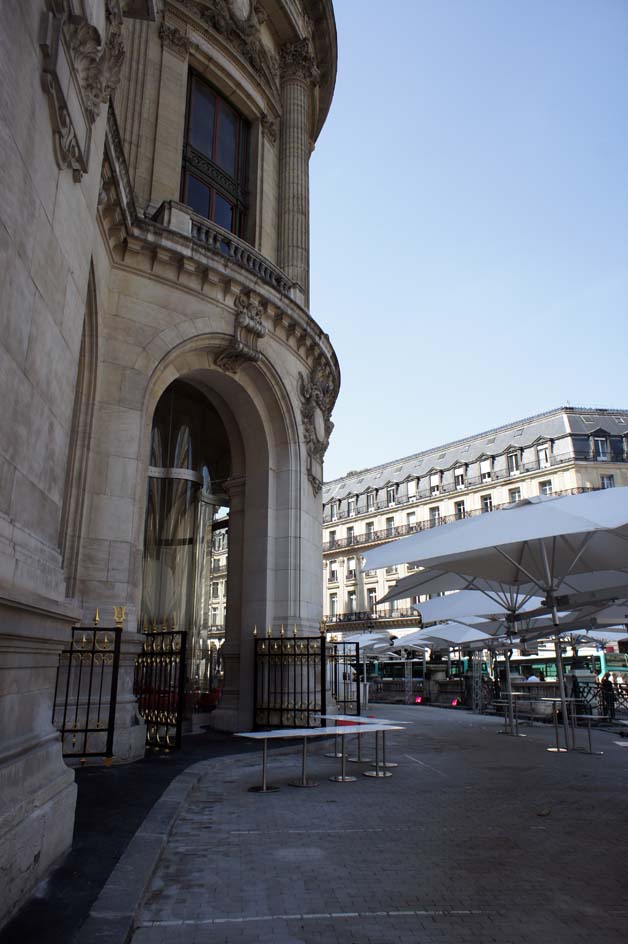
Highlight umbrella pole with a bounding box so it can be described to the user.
[504,647,515,735]
[553,626,572,751]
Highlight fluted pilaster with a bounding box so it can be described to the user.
[278,40,319,307]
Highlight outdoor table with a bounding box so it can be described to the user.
[320,714,413,766]
[235,724,404,791]
[235,727,343,791]
[326,724,404,783]
[572,713,608,755]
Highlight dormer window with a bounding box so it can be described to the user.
[507,452,521,475]
[454,467,465,490]
[386,485,396,507]
[366,491,375,511]
[594,437,609,460]
[182,72,249,236]
[330,502,338,522]
[480,459,492,483]
[430,473,441,496]
[347,496,356,516]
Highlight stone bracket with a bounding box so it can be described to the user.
[215,291,267,374]
[298,364,335,495]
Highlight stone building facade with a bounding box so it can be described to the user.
[0,0,338,925]
[322,408,628,632]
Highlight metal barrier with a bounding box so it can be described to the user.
[52,626,122,762]
[134,630,187,751]
[253,635,360,728]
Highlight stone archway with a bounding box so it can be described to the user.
[133,343,303,732]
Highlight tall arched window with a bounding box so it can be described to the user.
[181,71,249,236]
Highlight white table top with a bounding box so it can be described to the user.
[235,724,404,740]
[320,714,413,725]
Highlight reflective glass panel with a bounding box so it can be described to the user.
[189,81,215,157]
[213,193,233,231]
[186,175,210,218]
[216,102,237,175]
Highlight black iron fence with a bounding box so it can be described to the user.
[52,626,122,762]
[253,635,360,729]
[134,630,187,751]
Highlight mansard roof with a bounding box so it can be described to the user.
[323,406,628,503]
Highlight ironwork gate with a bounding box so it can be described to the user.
[52,625,122,762]
[253,634,360,728]
[327,641,361,716]
[134,630,187,751]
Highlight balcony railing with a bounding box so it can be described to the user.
[151,201,294,298]
[325,608,418,625]
[322,484,596,552]
[322,453,624,523]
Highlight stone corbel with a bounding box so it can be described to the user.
[215,291,267,374]
[260,112,278,145]
[40,1,125,181]
[298,364,335,496]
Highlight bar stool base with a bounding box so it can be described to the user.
[289,780,319,788]
[248,785,279,793]
[373,761,398,769]
[329,775,357,782]
[363,769,392,778]
[347,756,373,763]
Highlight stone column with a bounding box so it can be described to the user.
[278,40,319,307]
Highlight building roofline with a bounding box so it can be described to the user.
[323,405,628,489]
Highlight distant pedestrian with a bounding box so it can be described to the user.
[526,669,540,682]
[601,672,616,720]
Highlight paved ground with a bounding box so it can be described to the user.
[125,706,628,944]
[0,728,269,944]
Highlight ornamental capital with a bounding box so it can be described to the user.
[279,38,319,86]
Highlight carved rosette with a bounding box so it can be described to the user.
[40,1,125,181]
[215,291,267,374]
[298,365,335,495]
[279,38,320,87]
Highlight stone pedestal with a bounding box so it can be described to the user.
[0,588,80,927]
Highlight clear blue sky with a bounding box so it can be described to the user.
[310,0,628,482]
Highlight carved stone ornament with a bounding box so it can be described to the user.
[40,1,125,181]
[279,38,319,86]
[215,291,267,374]
[174,0,267,73]
[260,112,278,145]
[298,365,335,495]
[159,20,192,57]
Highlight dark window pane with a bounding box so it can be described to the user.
[185,175,210,218]
[238,122,248,186]
[216,103,237,175]
[188,81,215,157]
[213,193,233,232]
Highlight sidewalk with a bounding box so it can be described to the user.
[0,728,266,944]
[80,706,628,943]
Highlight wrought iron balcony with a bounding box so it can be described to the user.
[322,484,596,551]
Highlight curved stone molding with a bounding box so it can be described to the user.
[279,38,320,86]
[215,291,267,373]
[174,0,267,73]
[298,364,335,495]
[40,1,125,181]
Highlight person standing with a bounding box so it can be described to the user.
[601,672,616,720]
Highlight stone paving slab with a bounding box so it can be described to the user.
[90,707,628,944]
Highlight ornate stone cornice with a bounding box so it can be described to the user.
[159,19,191,57]
[173,0,266,73]
[298,364,335,495]
[40,1,125,181]
[279,38,319,86]
[215,291,267,374]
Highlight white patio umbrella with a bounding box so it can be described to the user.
[411,590,544,624]
[363,488,628,748]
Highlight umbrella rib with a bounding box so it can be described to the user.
[494,545,544,592]
[560,531,596,580]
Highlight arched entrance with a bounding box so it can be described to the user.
[140,379,232,724]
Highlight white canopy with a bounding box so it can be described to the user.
[411,589,544,624]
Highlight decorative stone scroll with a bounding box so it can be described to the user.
[40,1,125,181]
[215,291,267,374]
[298,364,335,495]
[279,38,319,86]
[260,112,278,145]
